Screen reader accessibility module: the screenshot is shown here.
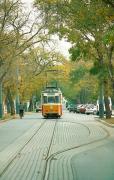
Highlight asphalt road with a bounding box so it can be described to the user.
[0,111,114,180]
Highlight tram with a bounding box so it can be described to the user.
[41,85,62,118]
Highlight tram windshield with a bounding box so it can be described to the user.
[43,95,60,103]
[48,96,60,103]
[48,96,55,103]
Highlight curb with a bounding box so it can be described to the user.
[100,120,114,128]
[95,117,114,128]
[0,116,18,124]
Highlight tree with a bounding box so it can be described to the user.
[0,0,50,82]
[0,0,53,116]
[103,0,114,8]
[68,61,98,104]
[35,0,114,118]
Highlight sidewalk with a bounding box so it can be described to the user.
[99,110,114,128]
[96,113,114,128]
[100,119,114,128]
[0,113,18,123]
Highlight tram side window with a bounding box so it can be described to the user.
[55,96,60,103]
[43,96,47,103]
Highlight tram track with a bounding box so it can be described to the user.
[0,118,111,180]
[41,118,59,180]
[0,120,47,177]
[60,120,91,136]
[42,120,110,180]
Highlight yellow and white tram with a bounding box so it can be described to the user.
[41,86,62,118]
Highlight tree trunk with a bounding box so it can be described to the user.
[104,96,112,118]
[5,97,11,113]
[104,79,112,119]
[98,81,104,118]
[28,98,33,112]
[6,88,15,115]
[112,80,114,99]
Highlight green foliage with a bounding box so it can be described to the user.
[90,60,110,81]
[69,44,89,61]
[70,66,87,83]
[69,46,81,61]
[58,60,98,104]
[35,0,114,78]
[103,26,114,45]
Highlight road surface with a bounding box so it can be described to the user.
[0,111,114,180]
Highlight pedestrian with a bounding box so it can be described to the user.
[19,102,24,119]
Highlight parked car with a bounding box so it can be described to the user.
[79,104,87,114]
[68,104,75,112]
[76,104,83,113]
[85,105,97,115]
[72,105,77,113]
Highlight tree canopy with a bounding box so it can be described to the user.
[35,0,114,118]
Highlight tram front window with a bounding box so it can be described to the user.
[48,96,60,103]
[48,96,55,103]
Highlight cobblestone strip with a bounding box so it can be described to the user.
[0,121,56,180]
[0,120,45,176]
[48,121,108,156]
[0,117,110,180]
[44,122,109,180]
[46,154,75,180]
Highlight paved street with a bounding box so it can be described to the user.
[0,111,114,180]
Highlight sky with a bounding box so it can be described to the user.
[21,0,71,59]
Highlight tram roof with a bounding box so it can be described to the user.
[42,87,61,93]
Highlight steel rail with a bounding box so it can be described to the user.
[43,121,110,180]
[59,120,91,135]
[42,118,59,180]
